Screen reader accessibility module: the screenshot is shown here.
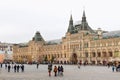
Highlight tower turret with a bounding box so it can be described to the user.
[32,31,45,42]
[67,14,74,34]
[82,10,86,23]
[81,10,91,31]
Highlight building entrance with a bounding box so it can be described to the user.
[71,53,78,64]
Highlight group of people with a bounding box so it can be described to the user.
[1,63,24,72]
[1,62,65,76]
[48,63,64,77]
[112,64,120,72]
[54,65,64,76]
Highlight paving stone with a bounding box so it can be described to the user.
[0,64,120,80]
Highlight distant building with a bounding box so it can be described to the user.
[13,11,120,64]
[0,43,13,63]
[0,54,4,63]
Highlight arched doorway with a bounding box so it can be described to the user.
[70,53,78,64]
[103,60,107,65]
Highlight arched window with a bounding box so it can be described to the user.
[109,52,113,57]
[64,54,66,58]
[97,52,101,57]
[85,52,88,57]
[92,52,96,57]
[103,52,107,57]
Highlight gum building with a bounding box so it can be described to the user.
[13,11,120,64]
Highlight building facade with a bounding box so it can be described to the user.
[0,42,13,63]
[13,11,120,64]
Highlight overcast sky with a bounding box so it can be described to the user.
[0,0,120,43]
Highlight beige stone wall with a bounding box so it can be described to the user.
[13,32,120,64]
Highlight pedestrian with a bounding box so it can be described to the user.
[12,63,14,69]
[5,64,7,69]
[14,64,17,72]
[78,63,80,69]
[48,63,52,76]
[37,63,39,69]
[21,64,24,72]
[0,67,1,73]
[107,63,110,68]
[53,66,58,77]
[116,66,118,72]
[20,64,22,72]
[0,63,2,68]
[112,65,115,72]
[8,64,11,72]
[17,65,20,72]
[60,65,64,76]
[58,66,61,76]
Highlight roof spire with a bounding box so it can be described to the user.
[83,10,86,17]
[82,9,86,22]
[70,10,73,20]
[69,14,73,25]
[83,6,85,17]
[70,14,73,21]
[67,14,74,33]
[81,9,87,30]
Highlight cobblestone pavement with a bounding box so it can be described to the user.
[0,64,120,80]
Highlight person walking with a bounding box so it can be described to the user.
[58,66,61,76]
[14,64,17,72]
[48,63,52,77]
[17,65,20,72]
[5,64,7,69]
[21,64,24,72]
[37,63,39,69]
[107,63,110,68]
[60,65,64,76]
[53,66,58,77]
[0,63,2,68]
[8,64,11,72]
[78,63,80,69]
[112,65,115,72]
